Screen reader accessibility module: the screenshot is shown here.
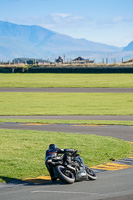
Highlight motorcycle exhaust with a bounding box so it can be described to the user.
[67,165,76,172]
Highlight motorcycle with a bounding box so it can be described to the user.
[45,149,97,184]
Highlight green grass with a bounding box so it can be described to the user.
[0,129,133,183]
[0,118,133,125]
[0,92,133,115]
[0,73,133,88]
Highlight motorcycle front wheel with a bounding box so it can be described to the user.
[54,165,75,184]
[85,166,97,180]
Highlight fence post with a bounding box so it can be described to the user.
[12,67,14,73]
[22,67,25,73]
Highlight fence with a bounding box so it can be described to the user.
[0,56,132,65]
[0,65,133,73]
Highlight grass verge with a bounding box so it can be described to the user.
[0,73,133,88]
[0,92,133,115]
[0,118,133,125]
[0,129,133,183]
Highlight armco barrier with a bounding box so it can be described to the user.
[0,66,133,73]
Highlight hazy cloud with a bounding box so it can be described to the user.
[95,15,128,29]
[52,13,71,18]
[112,16,123,23]
[51,13,85,23]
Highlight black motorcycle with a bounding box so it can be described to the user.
[46,149,97,184]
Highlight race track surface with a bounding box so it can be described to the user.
[0,87,133,93]
[0,122,133,141]
[0,115,133,120]
[0,168,133,200]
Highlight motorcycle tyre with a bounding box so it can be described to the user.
[85,166,97,180]
[54,165,75,184]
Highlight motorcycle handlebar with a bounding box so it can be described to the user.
[64,149,81,153]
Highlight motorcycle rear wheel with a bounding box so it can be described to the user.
[85,166,97,180]
[54,165,75,184]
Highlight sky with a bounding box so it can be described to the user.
[0,0,133,47]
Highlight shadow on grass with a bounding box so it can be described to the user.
[0,176,63,186]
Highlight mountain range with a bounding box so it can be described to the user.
[0,21,132,61]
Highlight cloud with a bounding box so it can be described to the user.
[51,13,85,22]
[52,13,71,18]
[51,12,85,27]
[71,16,84,21]
[95,15,126,29]
[112,16,123,23]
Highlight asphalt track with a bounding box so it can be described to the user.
[0,87,133,93]
[0,122,133,141]
[0,164,133,200]
[0,115,133,120]
[0,87,133,200]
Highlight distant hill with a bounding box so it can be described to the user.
[123,41,133,51]
[0,21,123,61]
